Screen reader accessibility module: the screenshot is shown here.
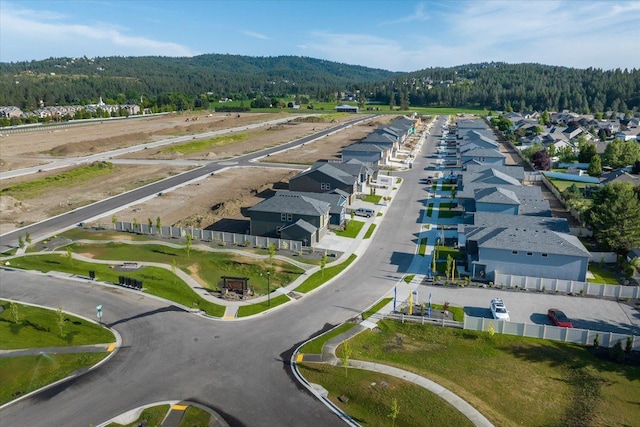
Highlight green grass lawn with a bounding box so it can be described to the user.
[297,363,473,427]
[588,264,620,285]
[0,300,115,349]
[435,245,463,260]
[363,224,376,239]
[7,254,225,317]
[361,194,382,204]
[299,323,358,354]
[362,297,393,320]
[0,300,116,405]
[0,353,108,405]
[337,321,640,427]
[334,220,364,238]
[66,241,305,295]
[418,238,427,256]
[106,405,171,427]
[236,294,290,317]
[296,254,357,293]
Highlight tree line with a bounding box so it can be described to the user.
[1,57,639,115]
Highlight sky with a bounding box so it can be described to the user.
[1,0,639,72]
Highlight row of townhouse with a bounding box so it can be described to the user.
[0,99,141,120]
[445,119,591,283]
[246,116,420,246]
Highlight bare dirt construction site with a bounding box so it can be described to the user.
[0,112,392,234]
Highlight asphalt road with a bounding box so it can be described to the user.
[1,116,638,426]
[0,114,376,253]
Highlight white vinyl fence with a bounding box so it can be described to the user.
[464,315,640,351]
[495,272,640,299]
[115,221,303,252]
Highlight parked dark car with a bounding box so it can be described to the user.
[547,308,573,328]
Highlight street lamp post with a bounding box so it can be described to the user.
[267,271,271,307]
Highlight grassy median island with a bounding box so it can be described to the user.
[67,241,305,296]
[0,300,115,405]
[7,254,225,317]
[338,320,640,426]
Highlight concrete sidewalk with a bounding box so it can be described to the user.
[297,317,494,427]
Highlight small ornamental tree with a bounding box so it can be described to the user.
[531,149,551,170]
[57,305,65,338]
[9,300,20,324]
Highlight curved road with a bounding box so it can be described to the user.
[2,116,637,426]
[0,114,376,253]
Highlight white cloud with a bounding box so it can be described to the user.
[381,2,431,25]
[0,3,197,61]
[300,31,420,71]
[243,31,271,40]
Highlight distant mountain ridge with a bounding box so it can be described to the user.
[0,55,638,114]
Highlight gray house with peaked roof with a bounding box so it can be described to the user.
[463,225,590,282]
[247,193,330,244]
[461,147,506,166]
[289,162,358,203]
[341,143,389,166]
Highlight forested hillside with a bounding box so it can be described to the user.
[1,55,639,115]
[366,63,640,114]
[0,54,399,110]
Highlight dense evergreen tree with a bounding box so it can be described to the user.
[585,182,640,254]
[1,57,639,114]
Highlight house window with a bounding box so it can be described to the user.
[320,182,331,190]
[276,226,282,235]
[541,253,548,257]
[281,213,292,222]
[527,252,533,256]
[512,251,518,255]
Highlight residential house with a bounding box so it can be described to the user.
[289,162,359,203]
[0,106,24,118]
[278,190,347,227]
[460,147,506,166]
[462,218,590,282]
[341,143,390,167]
[247,192,331,245]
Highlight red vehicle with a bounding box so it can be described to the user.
[547,308,573,328]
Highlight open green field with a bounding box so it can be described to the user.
[7,254,225,317]
[160,133,247,154]
[0,161,116,198]
[215,101,487,116]
[297,363,474,427]
[336,320,640,427]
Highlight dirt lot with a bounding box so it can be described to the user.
[0,112,390,234]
